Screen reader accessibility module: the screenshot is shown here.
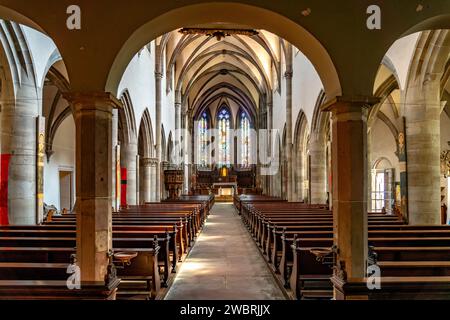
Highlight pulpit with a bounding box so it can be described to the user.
[164,170,184,200]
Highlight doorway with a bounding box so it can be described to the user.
[59,170,73,211]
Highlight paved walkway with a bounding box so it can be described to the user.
[165,203,286,300]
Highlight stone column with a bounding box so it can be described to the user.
[295,150,304,201]
[149,158,158,202]
[174,91,183,169]
[285,45,294,201]
[112,109,119,211]
[267,101,273,196]
[405,80,441,224]
[367,128,373,212]
[182,109,190,193]
[323,96,378,280]
[140,157,154,203]
[121,142,138,206]
[309,134,327,204]
[175,90,182,154]
[3,86,38,225]
[155,46,163,202]
[64,92,120,281]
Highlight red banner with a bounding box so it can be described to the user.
[0,154,11,225]
[120,167,127,208]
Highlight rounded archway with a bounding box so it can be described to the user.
[105,2,342,98]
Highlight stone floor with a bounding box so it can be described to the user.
[165,203,286,300]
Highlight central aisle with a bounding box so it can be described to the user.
[165,203,286,300]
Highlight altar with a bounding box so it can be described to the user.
[212,182,237,202]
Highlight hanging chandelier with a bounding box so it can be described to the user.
[179,28,259,41]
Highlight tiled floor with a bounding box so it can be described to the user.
[165,203,286,300]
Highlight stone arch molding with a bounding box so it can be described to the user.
[106,2,342,99]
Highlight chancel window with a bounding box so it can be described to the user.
[217,107,231,166]
[197,112,209,166]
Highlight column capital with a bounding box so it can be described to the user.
[141,157,159,167]
[63,92,123,113]
[321,95,380,113]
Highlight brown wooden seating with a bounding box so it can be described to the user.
[0,199,212,300]
[238,197,450,300]
[0,280,119,300]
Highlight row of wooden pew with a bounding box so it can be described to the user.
[235,195,450,300]
[0,195,214,300]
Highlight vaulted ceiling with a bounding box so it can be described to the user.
[160,28,284,126]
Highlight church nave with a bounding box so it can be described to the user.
[165,203,285,300]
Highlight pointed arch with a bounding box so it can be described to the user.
[138,108,154,158]
[167,131,174,163]
[161,125,167,162]
[118,89,138,146]
[293,111,310,202]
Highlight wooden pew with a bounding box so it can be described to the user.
[0,253,120,300]
[0,228,176,283]
[0,235,162,298]
[237,200,450,300]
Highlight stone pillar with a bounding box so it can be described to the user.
[285,59,294,201]
[150,158,158,202]
[267,102,273,196]
[323,96,378,280]
[367,128,373,212]
[3,86,38,225]
[121,142,138,206]
[175,91,182,143]
[64,92,120,281]
[155,47,163,202]
[174,91,182,168]
[140,157,154,203]
[112,109,119,211]
[310,134,327,204]
[405,80,441,225]
[182,110,190,193]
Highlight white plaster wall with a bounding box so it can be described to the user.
[371,118,400,182]
[272,88,285,134]
[384,32,420,91]
[22,25,59,90]
[440,112,450,151]
[271,49,323,140]
[118,42,176,150]
[43,115,76,209]
[292,50,323,129]
[118,45,157,141]
[161,48,175,145]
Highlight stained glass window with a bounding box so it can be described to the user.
[217,107,231,166]
[240,112,251,167]
[198,112,209,166]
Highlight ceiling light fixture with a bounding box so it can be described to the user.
[179,28,259,41]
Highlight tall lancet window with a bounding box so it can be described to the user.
[198,112,209,166]
[217,107,231,166]
[240,112,251,167]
